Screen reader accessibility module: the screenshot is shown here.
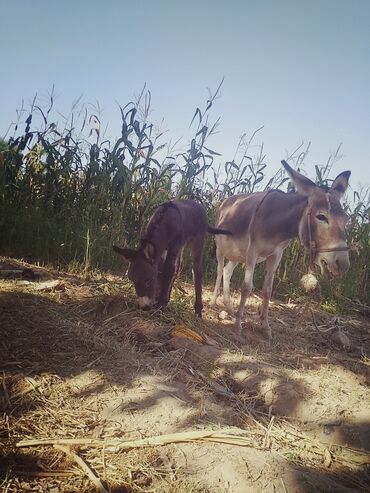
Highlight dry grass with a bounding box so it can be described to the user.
[1,256,369,492]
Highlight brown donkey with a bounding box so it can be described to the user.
[114,200,231,317]
[211,160,351,337]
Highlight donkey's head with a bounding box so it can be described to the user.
[113,240,159,308]
[282,161,351,278]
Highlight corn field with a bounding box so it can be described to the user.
[0,85,369,306]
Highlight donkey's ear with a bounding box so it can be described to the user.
[330,171,351,199]
[281,160,316,196]
[113,245,138,262]
[142,240,156,263]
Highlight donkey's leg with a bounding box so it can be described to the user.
[190,234,205,317]
[223,260,238,314]
[259,250,283,339]
[176,247,185,277]
[235,255,257,334]
[210,245,224,306]
[157,242,182,308]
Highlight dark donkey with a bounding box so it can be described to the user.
[211,160,351,338]
[114,199,231,317]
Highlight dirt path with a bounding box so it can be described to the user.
[1,258,369,492]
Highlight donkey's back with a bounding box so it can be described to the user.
[215,192,266,238]
[170,199,209,239]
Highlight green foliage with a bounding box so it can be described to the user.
[0,85,368,305]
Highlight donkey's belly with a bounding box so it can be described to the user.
[218,236,247,262]
[220,236,290,263]
[255,239,291,262]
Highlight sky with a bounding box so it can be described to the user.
[1,0,370,194]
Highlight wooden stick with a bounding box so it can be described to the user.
[54,444,109,493]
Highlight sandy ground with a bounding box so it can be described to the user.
[0,257,369,492]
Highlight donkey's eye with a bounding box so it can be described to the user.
[316,214,328,223]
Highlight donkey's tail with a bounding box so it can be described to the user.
[207,226,232,236]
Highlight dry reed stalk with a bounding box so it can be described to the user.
[1,371,10,407]
[280,477,288,493]
[17,428,254,452]
[263,415,275,448]
[12,471,74,478]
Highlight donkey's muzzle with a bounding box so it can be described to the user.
[317,250,350,278]
[138,296,155,309]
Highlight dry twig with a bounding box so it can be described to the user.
[54,444,109,493]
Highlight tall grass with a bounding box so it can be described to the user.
[0,85,369,304]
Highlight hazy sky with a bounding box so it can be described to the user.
[1,0,369,192]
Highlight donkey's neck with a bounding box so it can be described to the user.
[143,225,171,259]
[264,191,308,240]
[281,192,308,239]
[143,205,179,261]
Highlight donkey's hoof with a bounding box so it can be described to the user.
[153,302,167,312]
